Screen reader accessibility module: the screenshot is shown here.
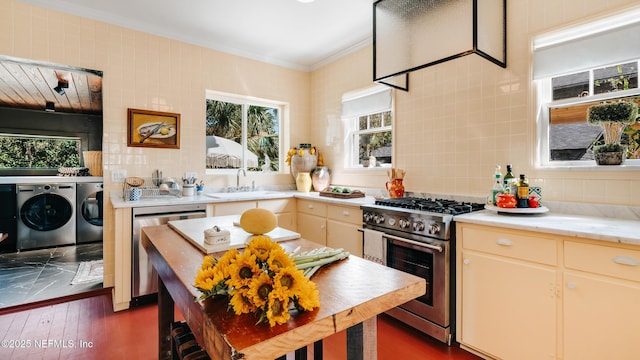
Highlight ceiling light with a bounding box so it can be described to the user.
[45,101,55,112]
[54,80,69,95]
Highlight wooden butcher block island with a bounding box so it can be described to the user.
[141,223,425,360]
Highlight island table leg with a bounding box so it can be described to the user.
[158,277,175,360]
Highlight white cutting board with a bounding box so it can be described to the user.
[168,215,301,254]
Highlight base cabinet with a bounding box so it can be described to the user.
[296,199,362,256]
[457,223,640,360]
[460,252,556,360]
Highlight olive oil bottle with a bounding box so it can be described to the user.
[503,164,515,194]
[515,174,529,208]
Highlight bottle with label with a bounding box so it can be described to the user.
[503,164,515,194]
[515,174,529,208]
[491,165,503,205]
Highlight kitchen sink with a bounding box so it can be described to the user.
[205,190,282,199]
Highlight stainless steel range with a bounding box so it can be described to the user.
[361,197,484,345]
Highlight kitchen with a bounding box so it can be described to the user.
[1,0,640,359]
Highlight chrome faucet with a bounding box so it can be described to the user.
[236,168,246,189]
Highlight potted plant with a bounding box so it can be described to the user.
[587,100,639,165]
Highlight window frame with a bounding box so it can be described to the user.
[536,67,640,169]
[342,86,394,170]
[205,90,287,174]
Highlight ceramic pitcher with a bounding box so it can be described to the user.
[386,178,404,198]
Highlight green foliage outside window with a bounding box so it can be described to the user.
[0,135,81,169]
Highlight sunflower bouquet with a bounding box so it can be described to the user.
[194,235,321,327]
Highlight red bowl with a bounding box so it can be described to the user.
[496,194,517,208]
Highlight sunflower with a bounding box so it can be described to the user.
[266,287,291,326]
[201,255,217,270]
[228,251,259,288]
[247,235,276,262]
[267,246,294,272]
[273,265,306,295]
[247,271,273,308]
[293,280,320,311]
[229,287,257,315]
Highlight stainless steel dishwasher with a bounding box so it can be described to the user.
[131,203,206,306]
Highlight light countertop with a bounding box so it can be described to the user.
[110,189,376,209]
[0,176,103,184]
[455,210,640,246]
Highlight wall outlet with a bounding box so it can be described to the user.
[112,169,127,182]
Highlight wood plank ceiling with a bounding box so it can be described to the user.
[0,57,102,115]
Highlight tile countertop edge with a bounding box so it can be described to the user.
[455,210,640,247]
[109,190,376,209]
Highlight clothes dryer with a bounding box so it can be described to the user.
[17,183,76,251]
[76,182,103,244]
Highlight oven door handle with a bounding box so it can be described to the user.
[383,233,443,253]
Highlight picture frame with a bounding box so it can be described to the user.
[127,108,180,149]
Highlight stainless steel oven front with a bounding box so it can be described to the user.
[382,231,453,345]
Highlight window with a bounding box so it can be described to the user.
[0,134,81,169]
[534,8,640,167]
[342,86,393,168]
[205,91,283,172]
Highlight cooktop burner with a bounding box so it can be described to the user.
[374,197,485,215]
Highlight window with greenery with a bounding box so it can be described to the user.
[534,9,640,167]
[0,134,81,169]
[343,86,393,168]
[205,93,282,172]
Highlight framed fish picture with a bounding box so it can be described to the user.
[127,108,180,149]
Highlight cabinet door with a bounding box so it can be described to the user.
[296,213,326,246]
[275,212,296,232]
[327,219,362,257]
[460,251,557,360]
[213,201,256,216]
[564,272,640,360]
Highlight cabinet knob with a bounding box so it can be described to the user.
[343,210,350,216]
[308,204,314,209]
[463,258,470,265]
[567,282,576,289]
[496,238,513,246]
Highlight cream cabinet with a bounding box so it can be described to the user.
[457,224,558,360]
[326,204,363,257]
[296,199,363,256]
[457,222,640,360]
[563,241,640,360]
[259,198,297,231]
[296,199,327,246]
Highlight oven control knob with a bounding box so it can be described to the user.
[413,221,425,232]
[374,215,385,224]
[399,218,411,229]
[429,223,441,235]
[388,218,396,226]
[363,212,373,222]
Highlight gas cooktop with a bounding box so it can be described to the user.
[373,197,485,216]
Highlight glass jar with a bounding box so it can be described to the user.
[311,166,331,191]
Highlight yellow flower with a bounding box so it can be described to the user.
[247,235,276,262]
[294,279,320,311]
[229,287,257,315]
[194,267,218,291]
[201,255,217,270]
[247,271,273,308]
[267,246,294,272]
[266,287,291,326]
[274,265,306,294]
[228,251,259,288]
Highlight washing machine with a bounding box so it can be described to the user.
[17,183,76,251]
[76,182,103,244]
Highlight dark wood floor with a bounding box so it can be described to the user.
[0,292,482,360]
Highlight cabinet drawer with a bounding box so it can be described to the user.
[461,225,557,266]
[213,201,257,216]
[327,205,362,225]
[258,199,296,213]
[297,199,327,217]
[565,241,640,282]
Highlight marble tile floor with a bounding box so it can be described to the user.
[0,243,103,309]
